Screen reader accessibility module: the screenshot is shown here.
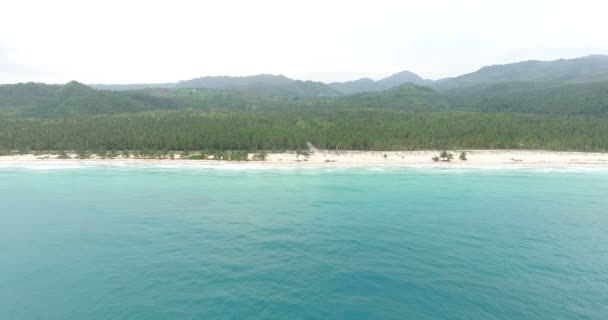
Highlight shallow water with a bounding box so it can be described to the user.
[1,166,607,319]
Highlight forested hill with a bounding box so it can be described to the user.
[93,75,340,98]
[93,72,432,95]
[328,71,431,94]
[434,55,608,90]
[2,79,608,153]
[176,74,339,97]
[90,83,176,91]
[89,55,608,98]
[0,81,179,116]
[2,55,608,154]
[4,78,608,117]
[442,81,608,115]
[0,81,451,116]
[343,84,448,111]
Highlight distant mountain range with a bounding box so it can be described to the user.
[2,55,608,116]
[0,81,179,116]
[177,74,340,97]
[328,71,432,94]
[90,55,608,97]
[434,54,608,90]
[91,75,341,97]
[91,71,434,97]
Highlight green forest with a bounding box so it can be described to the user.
[1,55,608,154]
[1,110,607,153]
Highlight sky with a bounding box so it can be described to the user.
[1,0,607,84]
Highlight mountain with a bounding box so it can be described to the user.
[435,55,608,90]
[443,81,608,115]
[327,78,376,95]
[91,55,608,96]
[0,80,448,116]
[5,54,608,117]
[93,75,339,98]
[94,72,431,96]
[58,81,96,98]
[376,71,430,88]
[344,83,448,111]
[0,82,177,116]
[0,82,61,113]
[91,83,176,91]
[176,74,339,97]
[329,71,430,94]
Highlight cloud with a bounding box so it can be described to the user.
[1,0,607,83]
[0,43,49,83]
[0,44,27,79]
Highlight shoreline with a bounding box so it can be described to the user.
[1,150,607,169]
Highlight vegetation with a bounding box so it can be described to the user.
[94,74,340,97]
[459,151,467,161]
[1,110,607,153]
[93,55,608,95]
[442,81,608,115]
[57,151,70,159]
[2,55,608,155]
[251,152,268,161]
[76,150,91,159]
[177,74,339,97]
[3,65,608,118]
[433,55,608,90]
[329,71,430,94]
[0,81,179,117]
[344,84,448,112]
[186,151,249,161]
[296,150,311,157]
[439,150,454,162]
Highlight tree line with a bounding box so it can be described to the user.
[1,110,607,153]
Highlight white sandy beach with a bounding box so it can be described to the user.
[1,150,607,168]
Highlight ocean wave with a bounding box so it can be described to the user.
[0,161,607,175]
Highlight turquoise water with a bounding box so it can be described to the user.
[1,166,608,319]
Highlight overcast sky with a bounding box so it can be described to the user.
[1,0,607,84]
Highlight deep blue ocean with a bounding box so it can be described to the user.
[1,165,607,319]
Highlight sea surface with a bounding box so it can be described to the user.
[1,165,607,319]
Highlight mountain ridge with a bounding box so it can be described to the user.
[91,70,433,96]
[3,54,608,116]
[433,54,608,90]
[89,54,608,95]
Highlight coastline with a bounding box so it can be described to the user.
[1,150,607,169]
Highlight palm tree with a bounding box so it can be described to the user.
[439,150,454,161]
[57,151,70,159]
[459,151,467,160]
